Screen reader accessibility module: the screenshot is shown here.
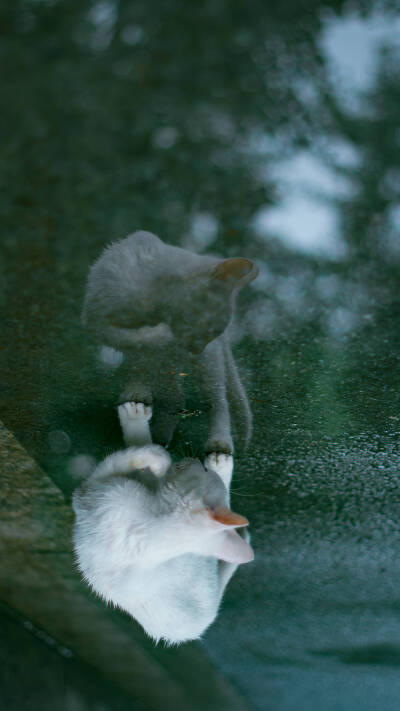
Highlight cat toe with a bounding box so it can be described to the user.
[118,401,153,421]
[143,404,153,421]
[204,438,233,457]
[204,452,233,480]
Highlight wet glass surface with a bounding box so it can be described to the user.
[1,0,400,708]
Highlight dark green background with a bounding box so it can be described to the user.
[1,0,400,709]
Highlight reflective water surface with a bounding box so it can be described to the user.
[1,0,400,708]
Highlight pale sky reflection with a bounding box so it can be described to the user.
[251,10,398,261]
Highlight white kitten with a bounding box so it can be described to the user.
[73,401,253,645]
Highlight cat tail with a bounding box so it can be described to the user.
[222,337,253,450]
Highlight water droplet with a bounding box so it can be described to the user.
[48,430,71,454]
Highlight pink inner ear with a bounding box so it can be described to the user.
[211,258,257,284]
[204,529,254,563]
[209,506,248,528]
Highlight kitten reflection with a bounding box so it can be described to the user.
[73,401,253,645]
[82,230,258,453]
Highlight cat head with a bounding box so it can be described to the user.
[173,257,259,354]
[73,456,253,589]
[159,458,254,564]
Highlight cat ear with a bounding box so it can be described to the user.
[207,505,248,528]
[211,258,258,287]
[202,529,254,563]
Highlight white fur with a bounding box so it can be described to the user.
[73,402,253,645]
[204,452,233,491]
[118,401,154,448]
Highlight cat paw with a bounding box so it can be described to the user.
[204,437,233,457]
[128,445,171,478]
[204,452,233,482]
[118,401,153,423]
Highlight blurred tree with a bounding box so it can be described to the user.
[0,0,398,457]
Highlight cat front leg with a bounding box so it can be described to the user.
[118,402,172,478]
[118,401,153,447]
[204,452,233,492]
[200,339,234,455]
[204,450,252,602]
